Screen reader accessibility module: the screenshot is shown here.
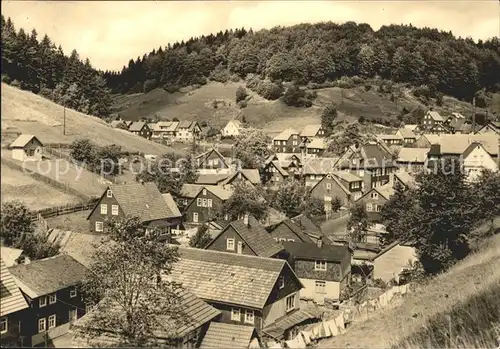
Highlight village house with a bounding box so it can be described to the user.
[128,121,152,139]
[371,241,418,284]
[204,214,285,258]
[462,142,499,182]
[305,138,327,157]
[8,255,89,347]
[268,219,314,244]
[395,128,417,146]
[196,169,261,188]
[262,159,290,187]
[9,134,44,162]
[195,148,232,175]
[0,258,29,347]
[477,120,500,135]
[337,142,396,190]
[443,112,469,134]
[87,182,183,234]
[396,147,430,173]
[176,121,202,142]
[309,171,364,212]
[289,215,327,244]
[377,134,404,147]
[272,128,301,154]
[356,184,395,223]
[283,239,351,304]
[421,110,448,134]
[71,288,221,349]
[180,184,233,225]
[414,133,442,148]
[302,157,340,188]
[200,322,261,349]
[169,247,305,334]
[300,124,326,141]
[152,121,180,140]
[221,120,243,138]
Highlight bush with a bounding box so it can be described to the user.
[230,74,240,82]
[364,84,372,91]
[351,75,364,85]
[358,115,366,123]
[414,85,432,99]
[209,65,230,83]
[436,92,444,106]
[164,84,180,93]
[335,76,355,89]
[306,90,318,100]
[372,278,389,290]
[235,86,248,103]
[256,79,284,100]
[143,79,157,93]
[237,100,248,109]
[10,79,21,88]
[245,73,262,90]
[283,84,307,107]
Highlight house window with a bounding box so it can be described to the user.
[111,205,119,216]
[100,204,107,215]
[315,281,326,294]
[70,287,77,298]
[193,213,198,223]
[376,205,382,212]
[207,199,212,208]
[39,297,47,308]
[202,199,208,207]
[371,192,379,199]
[85,303,94,313]
[48,315,56,329]
[106,189,112,198]
[231,308,240,321]
[49,293,57,304]
[326,183,332,190]
[0,317,7,334]
[197,198,202,207]
[287,239,295,242]
[245,310,255,324]
[285,294,295,312]
[226,238,235,251]
[95,221,103,232]
[38,318,46,333]
[279,238,287,242]
[315,260,327,271]
[367,203,373,212]
[279,276,285,289]
[202,189,207,195]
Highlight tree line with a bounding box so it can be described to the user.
[105,22,500,102]
[1,16,112,118]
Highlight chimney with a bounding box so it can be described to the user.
[243,213,249,227]
[317,236,323,249]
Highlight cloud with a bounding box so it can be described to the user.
[1,0,499,71]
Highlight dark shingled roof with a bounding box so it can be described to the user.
[207,215,284,258]
[200,323,257,349]
[8,255,87,298]
[279,219,315,243]
[283,241,351,262]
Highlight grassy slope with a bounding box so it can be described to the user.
[1,83,184,156]
[111,81,499,134]
[318,227,500,349]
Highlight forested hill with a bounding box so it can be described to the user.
[105,22,500,102]
[1,16,112,118]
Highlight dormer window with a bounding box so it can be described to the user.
[202,189,207,196]
[106,189,112,198]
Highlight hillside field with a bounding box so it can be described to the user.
[1,83,185,156]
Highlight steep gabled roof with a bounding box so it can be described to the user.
[300,124,323,138]
[162,193,182,217]
[332,170,363,183]
[181,184,234,201]
[273,128,300,141]
[207,215,284,258]
[223,170,261,186]
[128,121,148,132]
[397,147,430,163]
[9,134,43,148]
[394,171,417,189]
[9,255,87,298]
[196,148,229,168]
[306,137,326,150]
[195,174,231,185]
[1,258,29,317]
[200,322,257,349]
[357,183,395,202]
[170,247,302,309]
[396,128,417,139]
[427,110,444,122]
[271,161,290,177]
[274,219,315,243]
[302,157,340,175]
[309,172,350,197]
[283,241,351,262]
[88,182,179,222]
[290,214,322,236]
[154,121,179,132]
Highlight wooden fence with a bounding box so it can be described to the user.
[29,198,98,222]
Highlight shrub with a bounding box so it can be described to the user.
[237,100,248,109]
[164,84,180,93]
[358,115,366,123]
[235,86,248,103]
[245,73,262,90]
[209,65,230,83]
[335,76,355,89]
[143,79,157,93]
[256,79,283,100]
[364,84,372,91]
[283,84,307,107]
[436,92,444,106]
[351,75,364,85]
[230,74,240,82]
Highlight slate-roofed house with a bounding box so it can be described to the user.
[306,138,327,157]
[176,121,201,142]
[87,182,183,234]
[169,247,304,331]
[309,171,364,212]
[9,134,44,162]
[377,134,404,147]
[152,121,180,140]
[395,128,417,146]
[396,147,430,173]
[205,214,285,258]
[128,121,152,139]
[300,124,326,140]
[356,184,395,222]
[196,148,231,174]
[290,214,326,243]
[268,219,315,244]
[181,184,233,225]
[71,288,221,348]
[421,110,447,134]
[302,157,340,187]
[283,239,351,304]
[262,159,290,186]
[272,128,301,154]
[8,255,88,347]
[200,322,261,349]
[444,112,468,134]
[477,121,500,135]
[1,258,29,347]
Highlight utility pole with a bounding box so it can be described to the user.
[63,105,66,136]
[472,97,476,134]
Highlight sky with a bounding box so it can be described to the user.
[2,1,499,71]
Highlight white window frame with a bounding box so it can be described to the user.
[111,205,119,216]
[48,315,56,329]
[95,221,103,232]
[226,238,235,251]
[193,212,198,223]
[0,317,7,334]
[287,239,295,242]
[314,260,327,271]
[326,183,332,190]
[100,204,107,215]
[38,318,46,333]
[106,189,112,198]
[315,280,326,294]
[231,308,240,321]
[49,293,57,305]
[285,294,295,312]
[197,198,202,207]
[202,198,208,207]
[39,296,47,308]
[70,287,77,298]
[207,199,213,208]
[244,310,255,324]
[367,203,373,212]
[278,276,285,289]
[202,189,207,195]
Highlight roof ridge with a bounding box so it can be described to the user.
[176,245,285,266]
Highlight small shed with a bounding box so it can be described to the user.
[9,134,44,161]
